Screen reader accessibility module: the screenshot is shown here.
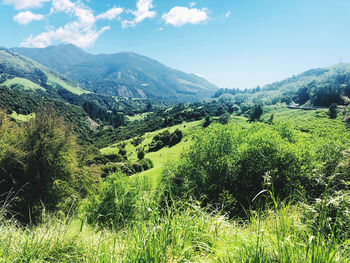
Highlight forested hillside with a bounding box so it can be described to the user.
[13,44,218,101]
[214,64,350,107]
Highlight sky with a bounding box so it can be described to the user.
[0,0,350,89]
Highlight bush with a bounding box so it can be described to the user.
[169,129,183,147]
[137,150,145,160]
[140,158,154,171]
[148,140,164,152]
[119,148,127,156]
[131,136,144,147]
[248,104,263,122]
[329,103,337,119]
[0,107,81,222]
[160,122,318,217]
[202,116,211,128]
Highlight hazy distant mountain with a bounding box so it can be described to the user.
[12,44,218,101]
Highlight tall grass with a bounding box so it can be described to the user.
[0,200,349,262]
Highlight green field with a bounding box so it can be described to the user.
[3,77,45,91]
[126,112,152,121]
[47,75,90,95]
[10,111,35,122]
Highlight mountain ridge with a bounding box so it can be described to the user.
[12,44,218,102]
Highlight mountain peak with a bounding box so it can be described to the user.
[11,45,218,101]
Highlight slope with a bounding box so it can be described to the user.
[0,47,89,95]
[12,44,218,101]
[214,63,350,107]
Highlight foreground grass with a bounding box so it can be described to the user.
[1,203,349,262]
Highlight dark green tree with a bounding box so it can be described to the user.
[137,150,145,160]
[248,104,263,122]
[329,103,337,119]
[202,116,211,128]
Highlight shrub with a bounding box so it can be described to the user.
[248,104,263,122]
[0,107,81,222]
[140,158,154,171]
[218,112,231,125]
[119,149,127,156]
[160,122,318,217]
[329,103,337,119]
[137,150,145,160]
[148,140,164,152]
[202,116,211,128]
[131,136,144,147]
[169,129,183,147]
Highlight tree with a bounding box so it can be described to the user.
[329,103,337,119]
[202,116,211,128]
[169,129,183,147]
[137,150,145,160]
[218,113,231,125]
[248,104,263,122]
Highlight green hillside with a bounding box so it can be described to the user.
[0,47,90,95]
[3,77,44,91]
[214,63,350,107]
[13,44,218,101]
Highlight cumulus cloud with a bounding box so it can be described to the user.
[22,0,112,48]
[189,2,196,8]
[21,24,110,48]
[96,7,123,20]
[51,0,75,13]
[14,11,44,24]
[21,32,51,47]
[122,0,156,28]
[162,6,208,27]
[3,0,49,10]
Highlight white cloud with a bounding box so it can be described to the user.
[225,11,231,18]
[14,11,44,24]
[122,0,156,28]
[51,0,75,13]
[3,0,49,10]
[21,24,110,48]
[53,25,110,47]
[162,6,208,27]
[21,32,52,47]
[96,7,123,20]
[189,2,196,8]
[22,0,112,48]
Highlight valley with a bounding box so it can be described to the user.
[1,39,350,263]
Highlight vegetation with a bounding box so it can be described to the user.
[1,48,350,261]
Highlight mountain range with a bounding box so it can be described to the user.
[12,44,218,101]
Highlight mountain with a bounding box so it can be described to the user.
[12,44,218,101]
[214,63,350,107]
[0,46,90,95]
[0,47,168,139]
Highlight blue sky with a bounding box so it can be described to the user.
[0,0,350,89]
